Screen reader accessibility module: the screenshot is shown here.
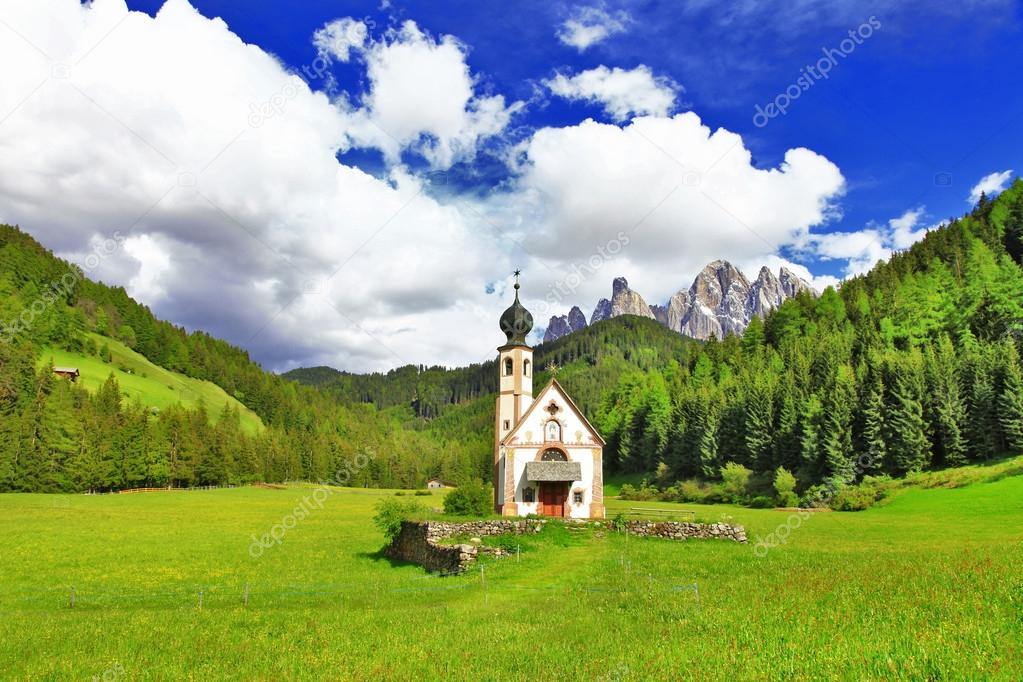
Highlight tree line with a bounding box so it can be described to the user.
[597,184,1023,493]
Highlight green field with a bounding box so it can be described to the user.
[1,468,1021,680]
[37,333,264,435]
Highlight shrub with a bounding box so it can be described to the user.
[773,467,797,500]
[800,484,834,508]
[610,512,626,532]
[372,498,426,541]
[654,462,672,488]
[777,491,800,508]
[749,495,775,509]
[393,491,406,496]
[720,462,753,503]
[442,479,493,517]
[830,476,892,511]
[659,485,680,502]
[414,490,432,496]
[618,481,659,501]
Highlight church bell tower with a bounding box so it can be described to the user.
[494,271,533,513]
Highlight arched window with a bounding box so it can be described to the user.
[544,421,562,442]
[504,358,513,376]
[541,448,567,461]
[523,359,531,377]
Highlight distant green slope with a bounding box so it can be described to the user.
[38,333,263,435]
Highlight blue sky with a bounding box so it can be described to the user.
[1,1,1020,371]
[123,0,1022,283]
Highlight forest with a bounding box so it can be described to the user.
[1,180,1021,495]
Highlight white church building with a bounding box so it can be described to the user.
[493,275,605,519]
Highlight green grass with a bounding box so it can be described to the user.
[1,469,1021,680]
[38,333,264,435]
[603,471,649,497]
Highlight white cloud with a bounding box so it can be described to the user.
[801,207,931,279]
[968,169,1013,204]
[490,113,845,314]
[0,0,864,369]
[327,19,522,169]
[312,17,367,63]
[0,0,507,372]
[545,65,679,121]
[556,4,631,51]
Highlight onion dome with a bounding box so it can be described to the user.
[500,272,533,345]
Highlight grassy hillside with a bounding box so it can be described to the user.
[0,461,1020,679]
[37,333,263,436]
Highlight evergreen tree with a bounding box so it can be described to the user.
[887,370,929,474]
[997,342,1023,452]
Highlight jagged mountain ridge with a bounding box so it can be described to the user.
[542,261,816,343]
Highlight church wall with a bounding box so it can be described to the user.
[502,383,605,519]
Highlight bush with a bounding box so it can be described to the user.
[414,490,432,496]
[393,491,406,496]
[372,498,426,541]
[442,479,493,517]
[610,512,626,532]
[830,476,892,511]
[773,467,798,505]
[720,462,753,503]
[777,491,800,508]
[619,479,658,501]
[749,495,775,509]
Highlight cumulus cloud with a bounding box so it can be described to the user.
[968,169,1013,204]
[556,4,631,51]
[493,113,845,315]
[312,17,367,63]
[545,65,679,121]
[324,19,522,169]
[801,207,931,278]
[0,0,868,370]
[0,0,507,372]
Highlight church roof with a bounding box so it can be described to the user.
[501,377,606,447]
[499,274,532,345]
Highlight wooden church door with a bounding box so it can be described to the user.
[539,482,568,517]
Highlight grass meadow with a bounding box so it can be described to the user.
[38,333,264,435]
[1,467,1021,680]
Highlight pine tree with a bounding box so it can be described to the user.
[997,342,1023,452]
[965,358,999,459]
[926,337,968,466]
[887,371,929,474]
[799,394,824,482]
[821,366,855,483]
[744,378,774,471]
[859,372,887,471]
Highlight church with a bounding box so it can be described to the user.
[493,275,605,519]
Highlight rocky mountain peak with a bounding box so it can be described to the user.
[779,266,813,298]
[544,262,819,343]
[590,298,612,325]
[608,276,654,320]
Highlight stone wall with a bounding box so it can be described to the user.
[385,518,746,573]
[622,520,747,543]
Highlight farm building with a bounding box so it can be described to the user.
[53,367,80,382]
[426,479,454,489]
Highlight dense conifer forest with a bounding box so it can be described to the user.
[1,180,1022,494]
